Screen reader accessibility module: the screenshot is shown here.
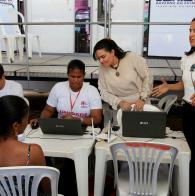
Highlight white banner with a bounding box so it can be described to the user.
[148,0,195,57]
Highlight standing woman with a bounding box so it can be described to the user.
[93,38,151,123]
[152,18,195,195]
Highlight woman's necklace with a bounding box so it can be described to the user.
[69,87,81,112]
[111,59,120,77]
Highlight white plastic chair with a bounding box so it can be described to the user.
[0,7,41,61]
[158,95,177,114]
[0,23,15,63]
[110,142,178,196]
[0,166,63,196]
[14,10,41,59]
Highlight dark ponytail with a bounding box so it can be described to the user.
[185,18,195,56]
[0,95,29,137]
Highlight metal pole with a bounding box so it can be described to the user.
[0,21,189,26]
[108,0,111,38]
[23,0,30,87]
[104,0,107,37]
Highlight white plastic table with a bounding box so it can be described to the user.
[94,130,191,196]
[24,126,95,196]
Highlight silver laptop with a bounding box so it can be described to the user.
[122,111,166,138]
[39,118,84,135]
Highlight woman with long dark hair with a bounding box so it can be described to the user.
[93,38,151,125]
[152,18,195,195]
[0,95,49,194]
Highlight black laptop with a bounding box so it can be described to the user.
[39,118,84,136]
[122,111,166,138]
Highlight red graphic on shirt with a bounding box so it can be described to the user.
[59,110,87,119]
[80,101,88,108]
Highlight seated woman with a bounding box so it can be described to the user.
[40,59,102,126]
[0,64,24,98]
[31,59,103,195]
[0,95,50,194]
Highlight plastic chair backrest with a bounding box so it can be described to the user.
[158,95,177,114]
[0,18,7,35]
[0,166,60,196]
[6,7,24,35]
[110,142,178,196]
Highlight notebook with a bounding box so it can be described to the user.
[122,111,166,138]
[39,118,84,135]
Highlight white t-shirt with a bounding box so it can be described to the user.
[181,52,195,103]
[0,80,24,98]
[47,81,102,119]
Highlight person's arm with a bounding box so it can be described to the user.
[30,104,55,129]
[83,85,103,126]
[11,81,24,98]
[63,109,102,126]
[190,93,195,106]
[98,68,121,110]
[118,100,133,111]
[40,84,59,118]
[152,79,184,97]
[29,144,46,166]
[82,109,102,126]
[40,104,56,118]
[134,54,151,101]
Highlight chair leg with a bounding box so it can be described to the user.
[5,37,14,63]
[16,37,24,61]
[36,35,41,57]
[27,36,33,59]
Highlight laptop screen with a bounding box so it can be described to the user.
[39,118,84,135]
[122,111,166,138]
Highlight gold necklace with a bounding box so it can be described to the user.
[111,59,120,77]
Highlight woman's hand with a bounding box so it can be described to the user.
[118,99,145,111]
[63,114,73,119]
[63,114,80,120]
[133,99,145,111]
[190,93,195,106]
[152,79,169,97]
[118,100,132,111]
[30,118,39,129]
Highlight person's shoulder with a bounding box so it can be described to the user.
[30,143,44,159]
[6,80,23,92]
[16,142,42,156]
[180,53,193,64]
[52,81,67,89]
[30,143,43,152]
[83,83,100,95]
[6,80,22,87]
[124,52,146,64]
[84,82,98,90]
[29,143,45,165]
[126,51,143,59]
[182,52,195,59]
